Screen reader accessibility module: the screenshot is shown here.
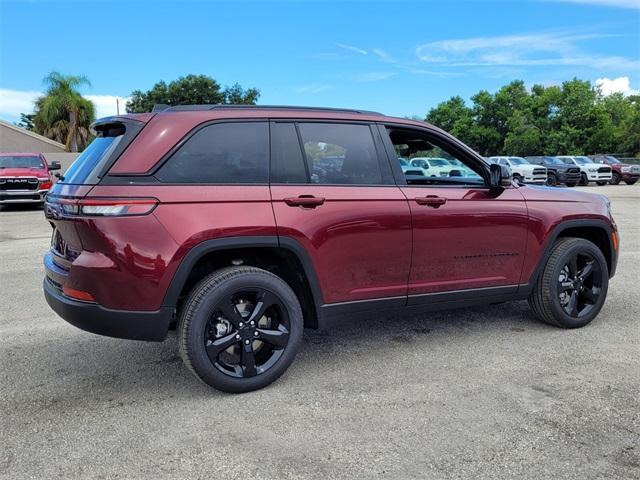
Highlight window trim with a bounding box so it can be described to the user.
[377,122,492,189]
[150,119,271,185]
[270,119,395,187]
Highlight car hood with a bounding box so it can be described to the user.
[0,167,48,177]
[519,184,607,204]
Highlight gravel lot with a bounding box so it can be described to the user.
[1,185,638,480]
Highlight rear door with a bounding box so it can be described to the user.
[269,121,412,305]
[379,124,529,301]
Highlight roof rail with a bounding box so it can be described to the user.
[151,104,383,115]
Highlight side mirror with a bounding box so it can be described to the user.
[48,161,61,171]
[489,163,512,188]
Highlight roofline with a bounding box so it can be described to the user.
[153,104,383,116]
[0,119,67,150]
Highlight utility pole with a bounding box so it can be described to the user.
[116,98,120,115]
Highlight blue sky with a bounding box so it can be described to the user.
[1,0,638,122]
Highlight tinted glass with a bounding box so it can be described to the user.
[298,123,382,185]
[271,123,307,183]
[62,135,123,184]
[157,122,268,183]
[0,156,44,168]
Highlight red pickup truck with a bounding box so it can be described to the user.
[0,153,60,205]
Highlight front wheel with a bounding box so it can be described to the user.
[610,172,621,185]
[625,179,637,185]
[546,173,557,186]
[579,173,589,186]
[178,266,303,393]
[528,238,608,328]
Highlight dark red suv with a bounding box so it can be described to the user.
[43,106,619,392]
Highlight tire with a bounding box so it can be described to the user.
[546,173,557,186]
[178,266,303,393]
[513,174,523,185]
[596,181,607,186]
[579,173,589,186]
[528,238,608,329]
[624,180,637,185]
[565,182,577,187]
[610,172,621,185]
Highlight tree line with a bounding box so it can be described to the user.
[18,73,260,151]
[425,79,640,158]
[18,73,639,157]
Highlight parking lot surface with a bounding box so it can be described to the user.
[1,185,638,480]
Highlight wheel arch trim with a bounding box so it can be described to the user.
[162,235,324,309]
[522,218,617,292]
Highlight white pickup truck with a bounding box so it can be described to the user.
[556,156,612,185]
[487,156,547,184]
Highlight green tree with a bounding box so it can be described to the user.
[16,113,36,131]
[126,74,260,113]
[34,71,95,152]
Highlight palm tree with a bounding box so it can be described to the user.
[38,72,95,152]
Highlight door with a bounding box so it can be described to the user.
[380,124,529,300]
[269,121,412,305]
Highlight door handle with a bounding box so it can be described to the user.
[415,195,447,208]
[284,195,325,208]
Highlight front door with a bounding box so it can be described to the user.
[379,124,529,301]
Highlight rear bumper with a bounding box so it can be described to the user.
[43,277,173,341]
[0,188,48,203]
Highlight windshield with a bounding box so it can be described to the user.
[574,157,591,165]
[428,158,449,166]
[508,157,529,165]
[545,157,564,165]
[0,155,44,169]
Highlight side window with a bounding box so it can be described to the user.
[498,159,508,166]
[156,122,268,183]
[297,123,383,185]
[270,122,308,183]
[386,126,485,185]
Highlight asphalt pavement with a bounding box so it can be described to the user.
[1,184,638,480]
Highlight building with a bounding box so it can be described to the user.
[0,120,79,170]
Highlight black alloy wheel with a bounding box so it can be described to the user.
[579,173,589,186]
[556,252,604,319]
[205,288,291,378]
[546,172,557,186]
[610,172,621,185]
[528,237,608,328]
[178,266,303,393]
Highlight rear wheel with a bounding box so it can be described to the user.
[178,266,303,393]
[528,238,608,328]
[625,179,637,185]
[610,172,621,185]
[513,174,523,185]
[579,173,589,186]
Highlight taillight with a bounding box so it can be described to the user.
[57,197,158,217]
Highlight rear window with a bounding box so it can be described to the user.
[0,156,44,169]
[59,121,142,185]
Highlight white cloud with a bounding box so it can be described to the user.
[350,71,397,82]
[0,89,129,122]
[336,43,368,55]
[371,49,396,64]
[85,95,130,118]
[554,0,640,8]
[415,31,639,71]
[595,76,639,95]
[0,89,41,118]
[294,84,332,94]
